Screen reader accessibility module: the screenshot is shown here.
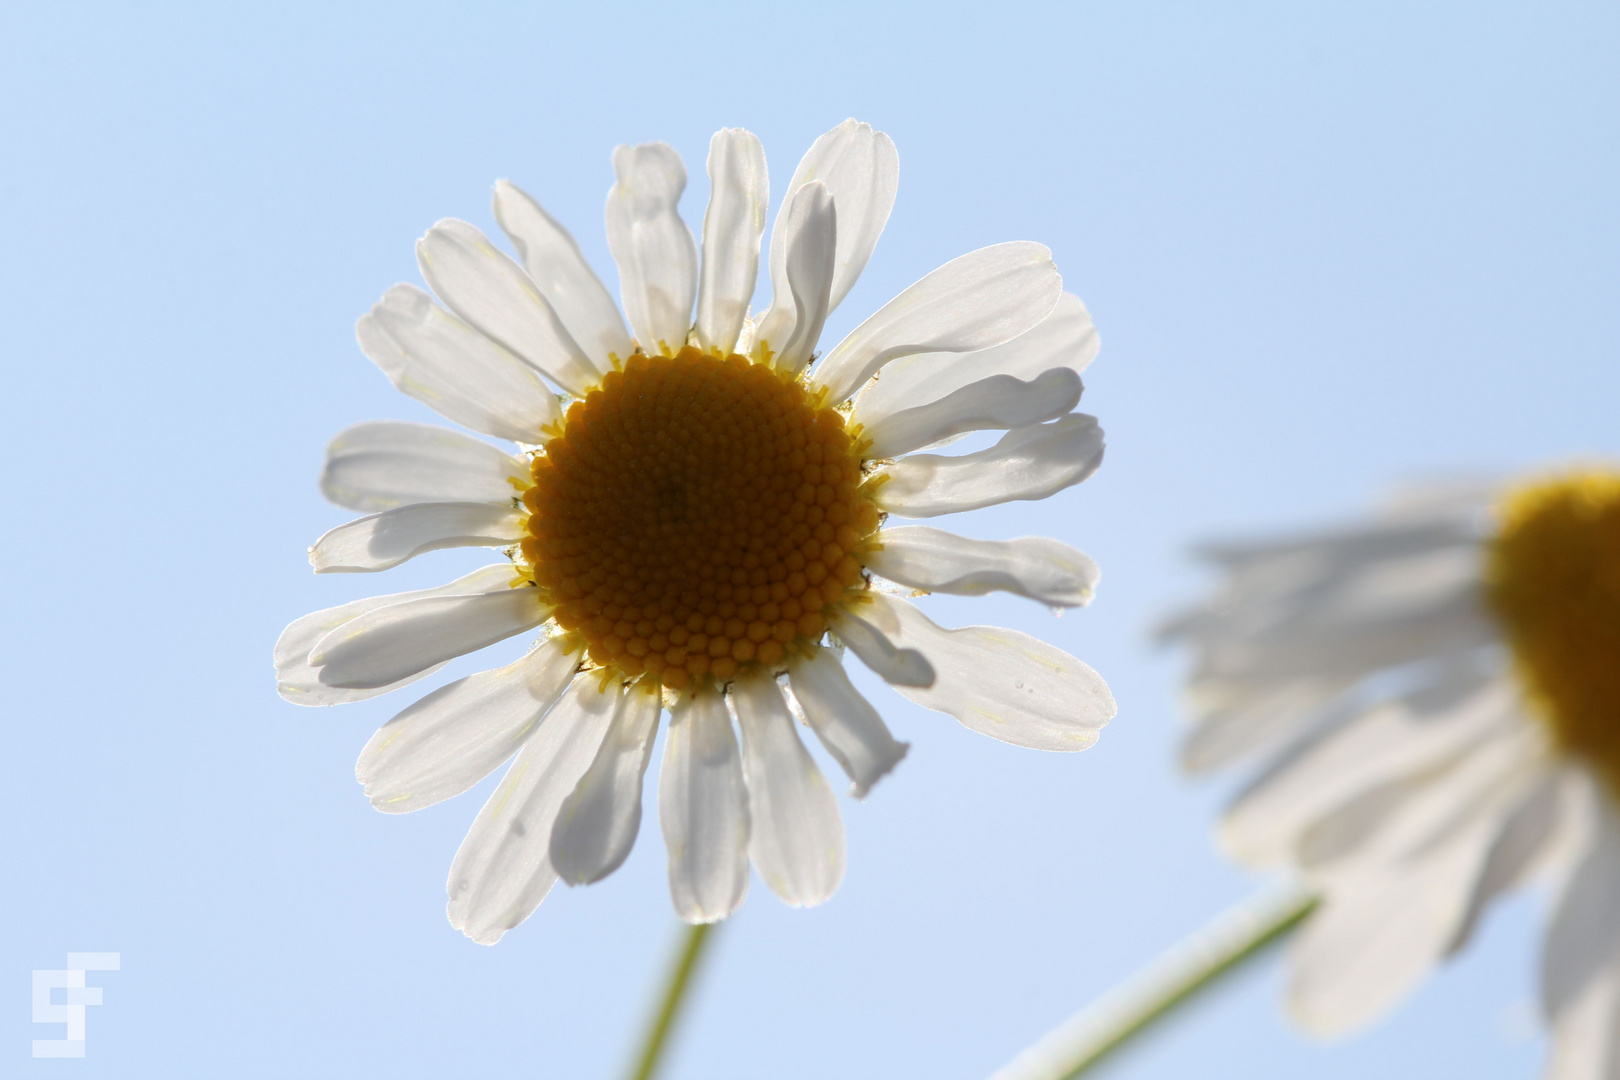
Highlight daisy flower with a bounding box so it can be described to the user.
[275,120,1115,943]
[1163,469,1620,1075]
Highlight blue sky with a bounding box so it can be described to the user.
[4,2,1617,1077]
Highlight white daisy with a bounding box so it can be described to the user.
[1164,469,1620,1077]
[275,120,1116,943]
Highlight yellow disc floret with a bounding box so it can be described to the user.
[1485,468,1620,791]
[518,346,881,691]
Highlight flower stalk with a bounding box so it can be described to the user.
[626,921,720,1080]
[991,881,1318,1080]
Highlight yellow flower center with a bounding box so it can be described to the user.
[1485,469,1620,790]
[518,346,881,691]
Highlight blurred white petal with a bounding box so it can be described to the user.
[1219,674,1515,867]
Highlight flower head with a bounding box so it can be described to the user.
[277,121,1115,943]
[1164,467,1620,1074]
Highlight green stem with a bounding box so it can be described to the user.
[992,881,1318,1080]
[626,922,719,1080]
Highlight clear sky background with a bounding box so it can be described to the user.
[4,3,1617,1077]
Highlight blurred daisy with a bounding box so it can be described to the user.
[276,120,1115,943]
[1164,469,1620,1075]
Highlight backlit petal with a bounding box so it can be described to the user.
[550,681,663,886]
[320,420,528,513]
[492,179,634,368]
[786,647,909,798]
[606,142,698,355]
[309,587,550,689]
[812,242,1062,404]
[356,638,582,814]
[446,674,619,944]
[853,593,1113,750]
[308,502,525,573]
[356,284,560,441]
[417,219,601,395]
[733,671,845,906]
[694,129,767,357]
[274,564,517,706]
[870,414,1104,518]
[658,689,749,923]
[863,526,1098,608]
[766,118,897,316]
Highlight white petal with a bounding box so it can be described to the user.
[826,607,935,687]
[1294,717,1541,874]
[1546,959,1620,1080]
[356,284,561,441]
[767,118,898,316]
[853,593,1113,751]
[1448,769,1564,953]
[658,689,750,923]
[416,219,602,395]
[863,526,1098,608]
[871,414,1104,518]
[1195,511,1479,571]
[1284,726,1545,1036]
[1287,820,1502,1036]
[356,637,582,814]
[1219,674,1515,868]
[549,681,663,885]
[1171,540,1495,688]
[786,647,909,798]
[446,674,619,944]
[308,502,526,573]
[1544,806,1620,1029]
[492,179,634,368]
[755,182,836,376]
[274,564,518,706]
[861,367,1081,459]
[853,292,1098,428]
[309,587,549,690]
[812,242,1063,404]
[320,420,529,513]
[1177,676,1356,774]
[733,672,845,907]
[693,129,767,357]
[606,142,698,355]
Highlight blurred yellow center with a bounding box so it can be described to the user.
[1485,469,1620,790]
[519,346,880,691]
